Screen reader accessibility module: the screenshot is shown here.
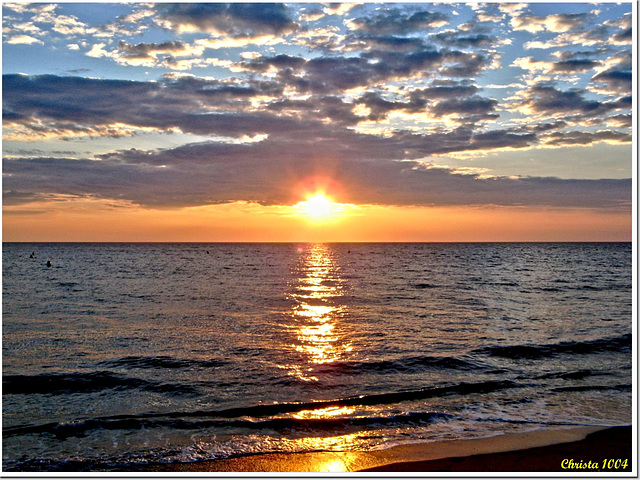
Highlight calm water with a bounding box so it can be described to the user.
[2,243,633,471]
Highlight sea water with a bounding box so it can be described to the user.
[2,243,632,471]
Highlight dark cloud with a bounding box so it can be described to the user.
[552,49,609,61]
[606,114,632,128]
[4,74,630,160]
[465,130,536,152]
[243,53,306,72]
[240,47,492,94]
[118,40,187,55]
[348,8,448,35]
[2,74,286,138]
[437,51,491,78]
[517,83,627,117]
[116,40,192,63]
[431,95,498,118]
[592,68,632,94]
[2,43,632,212]
[415,83,479,99]
[551,59,600,73]
[431,31,496,48]
[154,3,298,36]
[3,150,630,211]
[356,85,498,123]
[548,12,590,31]
[541,130,632,146]
[344,34,426,52]
[265,95,359,125]
[612,27,632,44]
[354,91,426,121]
[529,121,568,132]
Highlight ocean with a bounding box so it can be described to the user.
[2,242,633,472]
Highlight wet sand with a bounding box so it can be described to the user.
[363,425,632,473]
[141,425,632,473]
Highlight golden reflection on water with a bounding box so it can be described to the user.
[286,244,352,382]
[292,405,356,420]
[286,431,362,458]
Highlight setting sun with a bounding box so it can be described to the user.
[296,193,339,220]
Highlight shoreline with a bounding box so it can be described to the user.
[137,425,632,473]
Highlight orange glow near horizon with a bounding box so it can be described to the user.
[2,196,632,243]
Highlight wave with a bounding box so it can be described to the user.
[552,384,632,393]
[4,379,516,438]
[4,410,454,440]
[472,333,631,360]
[534,369,610,380]
[412,283,439,289]
[537,283,630,293]
[184,379,520,420]
[2,371,199,396]
[98,355,227,370]
[314,354,483,375]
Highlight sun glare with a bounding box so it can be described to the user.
[297,193,337,220]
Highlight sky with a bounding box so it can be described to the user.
[2,2,635,242]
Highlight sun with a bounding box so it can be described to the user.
[296,193,338,220]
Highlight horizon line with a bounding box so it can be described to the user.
[2,240,632,244]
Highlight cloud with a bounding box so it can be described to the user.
[551,49,609,61]
[1,2,633,230]
[154,3,298,36]
[114,40,205,67]
[342,34,426,53]
[84,39,211,68]
[550,59,601,73]
[3,69,631,213]
[417,83,480,99]
[610,27,632,45]
[4,73,630,158]
[5,3,95,38]
[524,26,610,50]
[431,30,497,48]
[86,42,110,59]
[605,114,632,128]
[2,74,287,139]
[237,45,494,94]
[431,96,498,120]
[498,3,528,15]
[298,7,325,23]
[3,147,630,211]
[50,13,93,35]
[591,68,632,95]
[292,26,345,51]
[514,83,628,118]
[346,8,449,35]
[353,91,426,121]
[511,13,589,33]
[541,129,632,146]
[605,13,633,45]
[323,4,358,17]
[513,56,600,75]
[5,34,42,45]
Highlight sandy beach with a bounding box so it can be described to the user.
[140,425,632,473]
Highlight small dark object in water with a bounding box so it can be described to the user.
[46,260,52,268]
[29,252,35,258]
